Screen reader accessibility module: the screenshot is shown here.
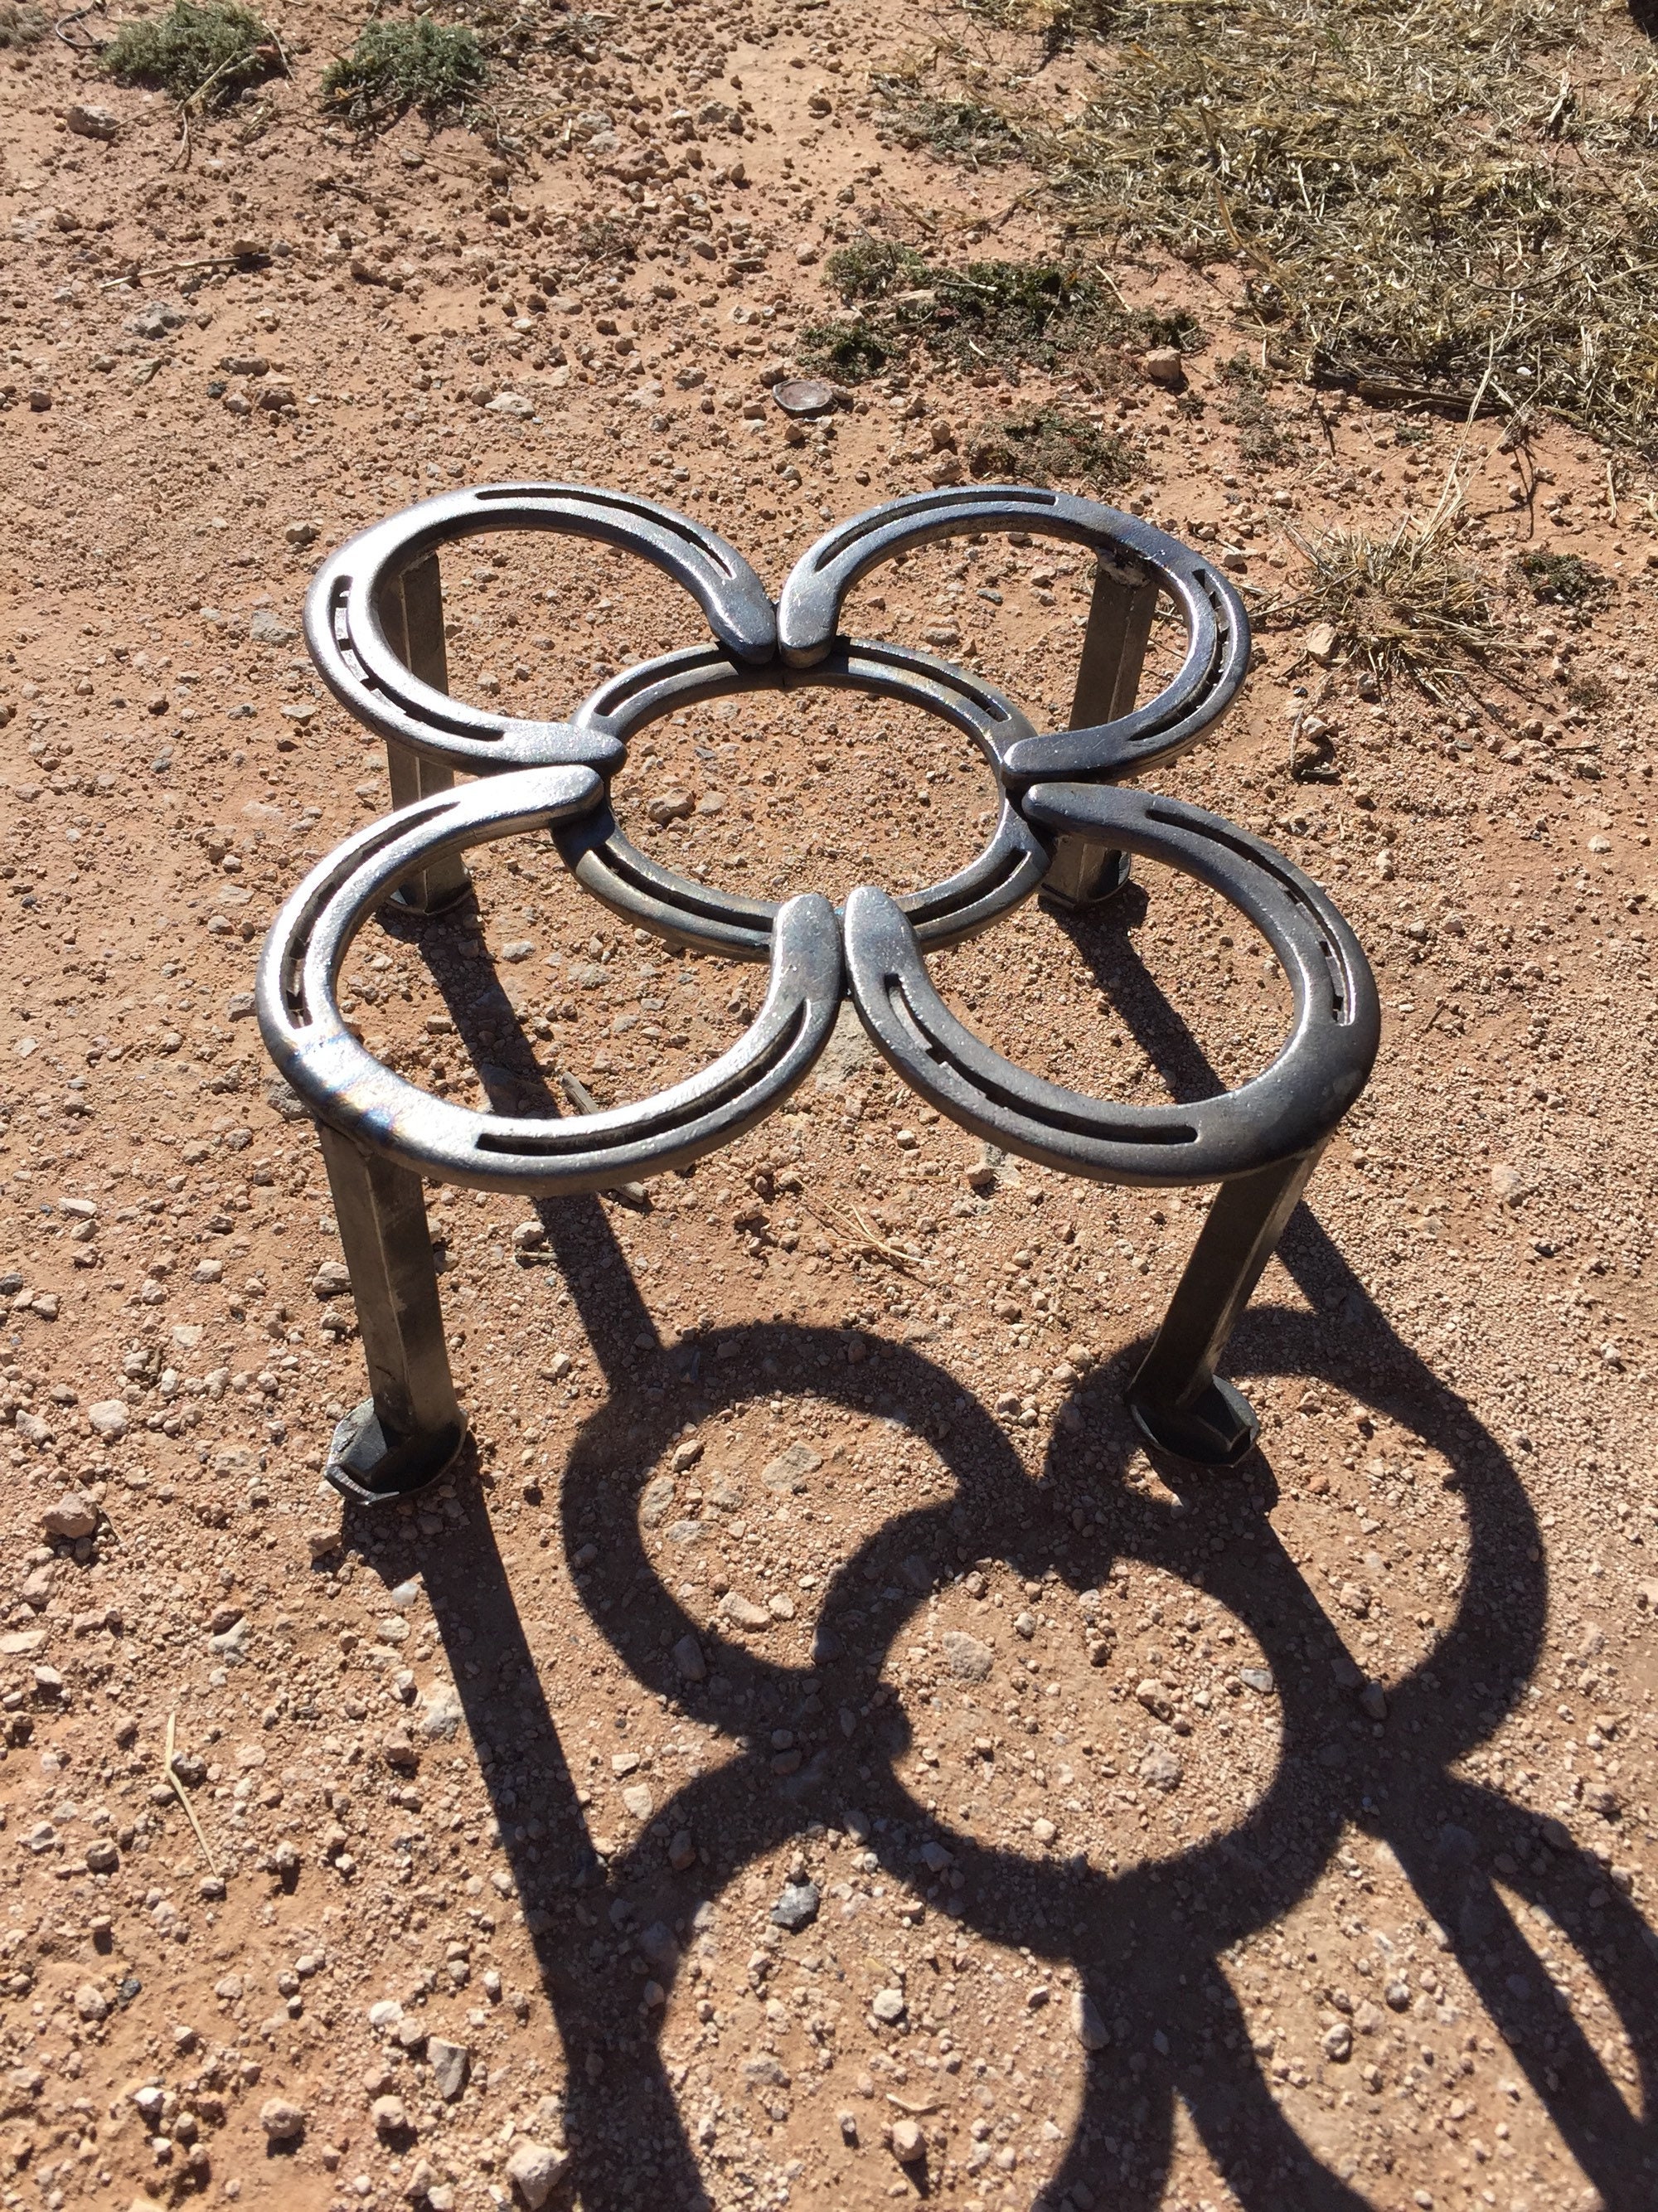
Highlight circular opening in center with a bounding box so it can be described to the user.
[606,684,1004,908]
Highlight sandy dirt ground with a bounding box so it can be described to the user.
[2,3,1658,2211]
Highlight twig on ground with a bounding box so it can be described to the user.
[164,1712,218,1875]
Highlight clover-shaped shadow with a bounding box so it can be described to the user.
[337,884,1658,2212]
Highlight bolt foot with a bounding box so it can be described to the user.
[323,1398,468,1509]
[1127,1375,1258,1468]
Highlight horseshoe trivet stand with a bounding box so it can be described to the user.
[258,483,1376,1504]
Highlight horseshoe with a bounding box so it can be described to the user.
[553,636,1051,960]
[256,764,844,1195]
[303,482,778,779]
[844,780,1379,1185]
[776,484,1250,784]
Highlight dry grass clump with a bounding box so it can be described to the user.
[322,15,487,126]
[104,0,281,106]
[802,235,1197,381]
[908,0,1658,453]
[1516,547,1612,615]
[965,403,1137,488]
[1274,488,1500,687]
[0,2,46,48]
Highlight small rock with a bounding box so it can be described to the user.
[1490,1162,1525,1205]
[248,607,295,645]
[941,1630,994,1682]
[1359,1681,1389,1721]
[1142,346,1185,388]
[639,1475,676,1527]
[284,520,320,548]
[487,390,535,417]
[1238,1666,1273,1695]
[870,1986,905,2024]
[1031,1817,1057,1846]
[504,2140,569,2208]
[1072,1989,1109,2051]
[760,1440,820,1493]
[1305,621,1338,667]
[371,2093,409,2137]
[671,1633,706,1682]
[312,1259,352,1299]
[1139,1744,1183,1792]
[43,1494,98,1540]
[85,1837,119,1875]
[622,1783,654,1820]
[668,1830,697,1871]
[86,1399,128,1440]
[383,1730,419,1773]
[428,2038,469,2101]
[259,2097,306,2142]
[890,2116,925,2164]
[65,103,120,141]
[1323,2020,1354,2063]
[74,1982,109,2021]
[720,1591,771,1630]
[419,1683,464,1741]
[771,1881,820,1932]
[1136,1677,1174,1722]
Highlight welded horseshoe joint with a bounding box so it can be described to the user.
[844,781,1379,1466]
[777,485,1251,785]
[303,483,778,777]
[554,637,1051,959]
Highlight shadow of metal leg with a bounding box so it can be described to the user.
[317,1122,468,1506]
[1040,556,1158,914]
[378,554,471,916]
[1127,1148,1321,1466]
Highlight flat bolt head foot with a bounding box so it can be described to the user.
[324,1398,468,1508]
[1127,1375,1259,1468]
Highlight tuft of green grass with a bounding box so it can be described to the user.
[965,404,1137,488]
[904,0,1658,454]
[1275,491,1499,687]
[104,0,280,106]
[1517,547,1612,614]
[801,235,1198,382]
[0,1,46,49]
[322,16,487,127]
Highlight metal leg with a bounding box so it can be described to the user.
[1126,1147,1322,1467]
[1041,556,1159,913]
[377,555,471,916]
[316,1121,468,1506]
